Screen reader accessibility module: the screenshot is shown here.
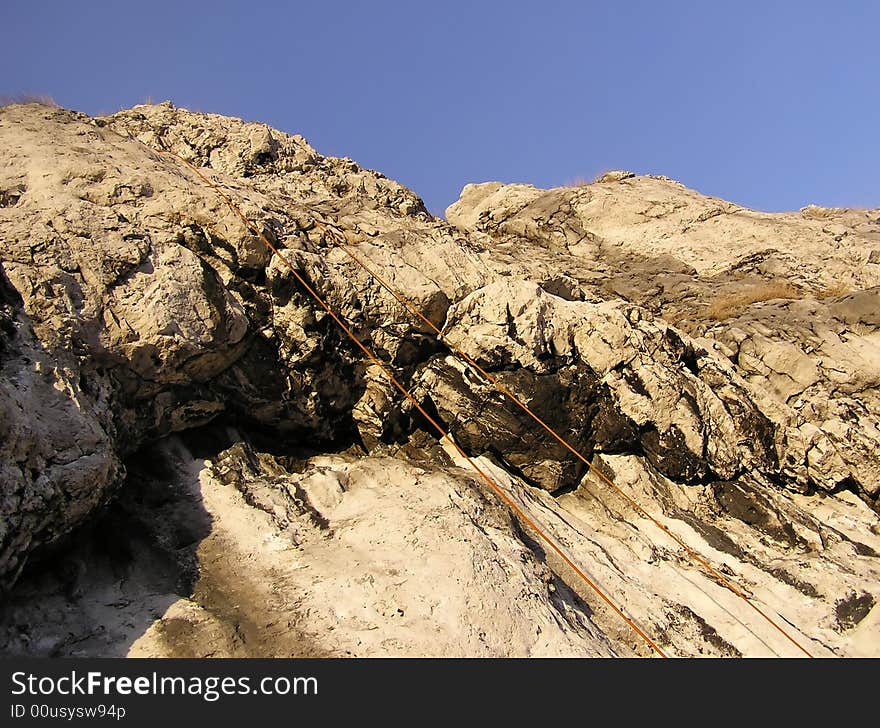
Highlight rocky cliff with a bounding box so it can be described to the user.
[0,101,877,657]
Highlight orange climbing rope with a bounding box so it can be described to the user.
[156,146,667,658]
[318,236,816,659]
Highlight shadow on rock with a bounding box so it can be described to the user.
[0,437,213,657]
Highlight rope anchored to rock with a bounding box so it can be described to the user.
[154,143,816,658]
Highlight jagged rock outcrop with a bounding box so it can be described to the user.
[0,265,120,587]
[447,178,880,290]
[446,178,880,503]
[1,101,878,656]
[409,280,779,491]
[0,102,482,584]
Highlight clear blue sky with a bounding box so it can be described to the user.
[3,1,878,216]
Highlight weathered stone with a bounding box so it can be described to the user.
[413,281,779,489]
[1,102,878,658]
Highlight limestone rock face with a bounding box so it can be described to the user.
[446,177,880,503]
[1,101,878,657]
[0,266,120,586]
[446,177,880,287]
[5,436,876,658]
[0,102,483,582]
[411,280,778,491]
[703,295,880,498]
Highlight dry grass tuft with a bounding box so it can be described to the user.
[563,176,593,188]
[815,282,852,300]
[706,281,802,321]
[0,93,59,108]
[563,170,636,188]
